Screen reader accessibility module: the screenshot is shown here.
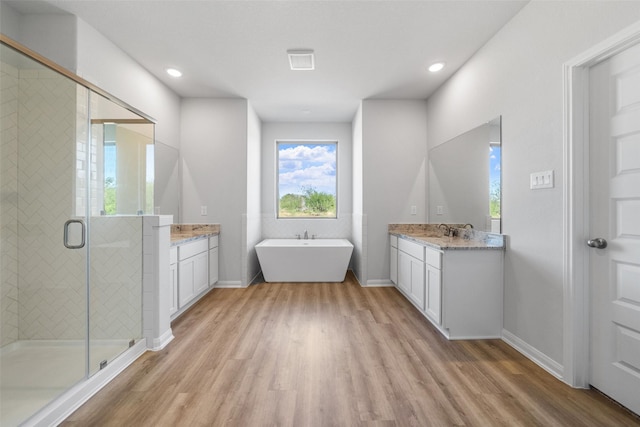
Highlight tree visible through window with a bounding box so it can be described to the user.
[489,144,501,219]
[277,141,337,218]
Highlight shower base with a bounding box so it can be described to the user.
[0,339,132,426]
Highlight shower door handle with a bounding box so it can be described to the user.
[63,219,86,249]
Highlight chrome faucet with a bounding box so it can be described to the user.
[438,224,452,236]
[303,230,308,240]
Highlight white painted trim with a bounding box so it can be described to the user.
[149,329,174,351]
[502,329,564,381]
[23,341,147,427]
[248,270,262,286]
[563,20,640,388]
[364,279,394,287]
[214,280,245,288]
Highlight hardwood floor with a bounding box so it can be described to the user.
[63,272,639,426]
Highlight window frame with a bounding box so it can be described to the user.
[276,140,338,219]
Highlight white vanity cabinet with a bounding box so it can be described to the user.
[209,235,219,286]
[177,239,209,308]
[169,246,178,316]
[389,235,398,285]
[390,233,503,340]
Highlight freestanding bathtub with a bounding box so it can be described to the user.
[255,238,354,282]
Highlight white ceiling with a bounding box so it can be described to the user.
[11,0,528,122]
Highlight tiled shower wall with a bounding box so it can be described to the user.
[1,59,19,346]
[0,61,143,345]
[16,66,86,341]
[90,216,142,341]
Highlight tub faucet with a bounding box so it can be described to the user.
[303,230,308,240]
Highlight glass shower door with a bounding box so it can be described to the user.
[86,93,150,376]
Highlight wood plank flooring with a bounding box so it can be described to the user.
[62,272,640,426]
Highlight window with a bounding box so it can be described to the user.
[489,143,501,219]
[277,141,337,218]
[103,124,117,215]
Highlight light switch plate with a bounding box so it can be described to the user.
[436,205,444,215]
[530,170,554,189]
[411,205,417,215]
[201,205,207,215]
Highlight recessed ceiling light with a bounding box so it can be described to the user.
[166,68,182,78]
[287,49,315,71]
[428,62,445,73]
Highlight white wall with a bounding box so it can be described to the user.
[362,100,428,285]
[75,19,181,149]
[245,102,262,285]
[0,3,20,41]
[260,122,353,239]
[0,4,78,73]
[426,0,640,374]
[181,98,248,286]
[0,5,181,150]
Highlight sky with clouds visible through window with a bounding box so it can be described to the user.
[278,143,336,197]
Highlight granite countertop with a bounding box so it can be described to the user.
[389,223,505,250]
[171,224,220,246]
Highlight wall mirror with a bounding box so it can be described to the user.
[154,141,180,223]
[428,117,501,232]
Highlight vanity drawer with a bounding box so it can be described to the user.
[178,239,209,261]
[398,238,425,261]
[425,247,442,269]
[389,235,398,248]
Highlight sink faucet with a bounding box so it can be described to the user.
[438,224,452,236]
[304,230,308,240]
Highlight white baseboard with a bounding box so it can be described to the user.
[149,329,174,351]
[214,280,244,288]
[24,340,147,427]
[365,279,395,287]
[502,329,564,381]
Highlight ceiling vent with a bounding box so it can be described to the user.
[287,49,315,71]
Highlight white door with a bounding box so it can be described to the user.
[588,41,640,415]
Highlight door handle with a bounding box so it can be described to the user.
[64,219,86,249]
[587,237,607,249]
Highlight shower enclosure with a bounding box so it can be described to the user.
[1,39,154,425]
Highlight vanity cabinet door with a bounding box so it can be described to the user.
[209,246,219,286]
[169,247,178,316]
[169,262,178,316]
[398,249,425,310]
[425,264,441,324]
[390,245,398,285]
[178,256,195,307]
[192,251,209,295]
[398,250,411,294]
[424,246,442,324]
[390,235,398,285]
[408,257,425,311]
[178,251,208,307]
